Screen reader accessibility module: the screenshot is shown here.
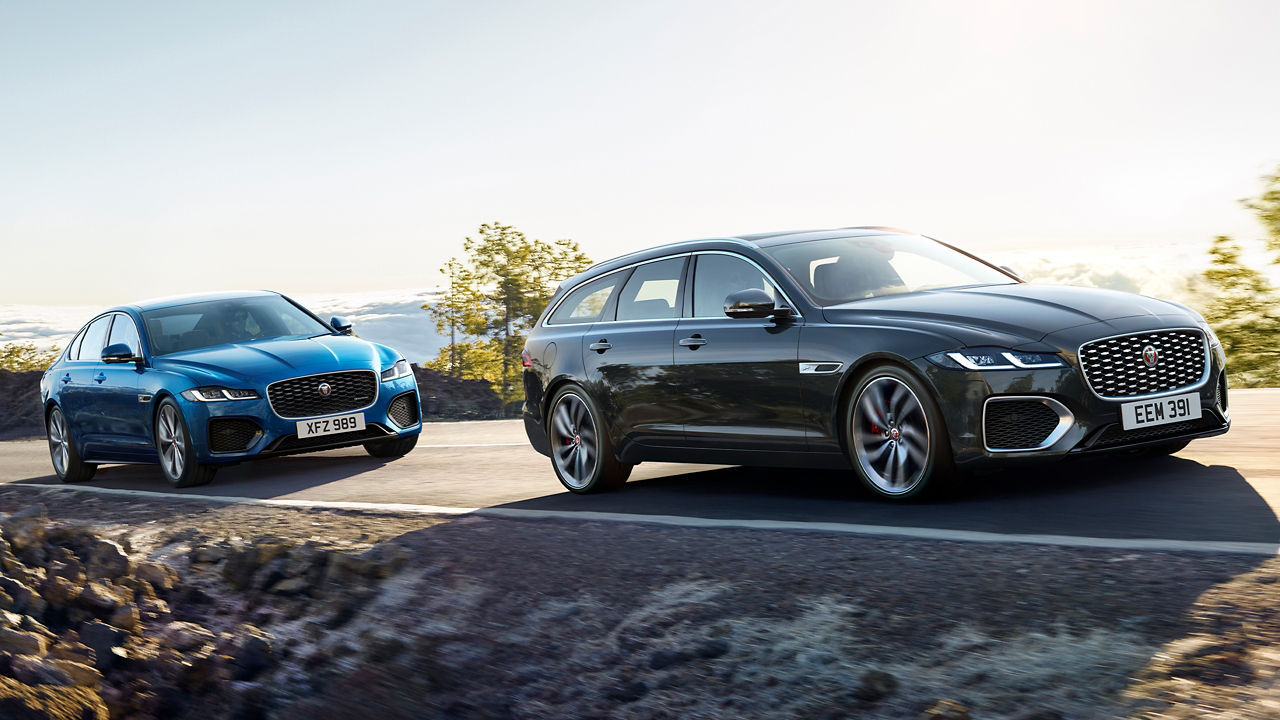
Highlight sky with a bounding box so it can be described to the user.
[2,0,1280,307]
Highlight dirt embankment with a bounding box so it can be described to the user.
[2,486,1279,719]
[0,365,505,441]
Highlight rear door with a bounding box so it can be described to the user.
[60,314,114,451]
[673,252,806,451]
[583,256,688,456]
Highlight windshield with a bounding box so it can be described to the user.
[142,296,333,356]
[762,234,1016,306]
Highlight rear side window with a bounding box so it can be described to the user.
[693,254,777,318]
[107,314,141,353]
[547,274,621,325]
[615,257,685,321]
[73,315,113,362]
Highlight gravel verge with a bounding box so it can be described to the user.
[0,485,1277,719]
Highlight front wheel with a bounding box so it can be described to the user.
[547,386,632,493]
[364,434,419,458]
[47,406,96,483]
[155,399,216,488]
[845,365,953,501]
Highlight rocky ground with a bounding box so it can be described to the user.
[0,370,42,441]
[1,485,1278,719]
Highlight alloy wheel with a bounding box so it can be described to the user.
[157,404,187,479]
[551,394,598,490]
[852,376,931,495]
[48,408,69,477]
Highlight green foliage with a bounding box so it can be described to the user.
[425,223,592,407]
[0,340,62,372]
[1200,167,1280,387]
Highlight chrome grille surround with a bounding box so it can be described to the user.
[267,370,379,419]
[1077,328,1209,400]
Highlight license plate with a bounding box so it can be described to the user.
[1120,392,1200,431]
[296,413,366,439]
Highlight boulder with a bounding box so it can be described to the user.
[40,576,84,606]
[10,655,102,688]
[160,622,216,652]
[107,604,140,633]
[228,626,276,681]
[922,699,972,720]
[854,669,898,702]
[0,674,109,720]
[0,628,48,655]
[77,582,126,612]
[84,539,132,580]
[1,505,48,555]
[135,562,178,593]
[0,577,46,616]
[77,622,125,672]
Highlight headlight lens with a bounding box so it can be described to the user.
[181,386,260,402]
[380,359,412,382]
[1199,322,1222,349]
[927,347,1066,370]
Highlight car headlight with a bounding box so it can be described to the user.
[1199,322,1222,349]
[380,359,412,382]
[927,347,1067,370]
[181,386,261,402]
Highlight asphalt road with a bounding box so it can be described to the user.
[2,390,1277,545]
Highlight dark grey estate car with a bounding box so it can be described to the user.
[520,227,1230,500]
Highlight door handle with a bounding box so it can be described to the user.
[61,373,72,384]
[94,372,107,384]
[679,335,708,349]
[588,340,612,353]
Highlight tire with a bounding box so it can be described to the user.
[844,364,953,501]
[47,406,96,483]
[547,385,632,493]
[155,399,216,488]
[1140,439,1191,457]
[364,433,419,458]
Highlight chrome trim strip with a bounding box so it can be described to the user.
[799,362,844,375]
[982,396,1074,453]
[1076,327,1210,402]
[137,394,153,403]
[266,370,380,420]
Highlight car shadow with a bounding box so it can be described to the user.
[14,451,400,499]
[494,453,1280,546]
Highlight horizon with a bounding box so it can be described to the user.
[3,1,1280,305]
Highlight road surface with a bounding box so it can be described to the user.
[2,389,1277,547]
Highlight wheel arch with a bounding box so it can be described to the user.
[831,353,942,457]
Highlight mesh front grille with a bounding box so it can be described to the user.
[388,392,420,428]
[267,371,377,419]
[985,400,1061,450]
[1079,330,1206,399]
[208,419,261,452]
[1091,414,1213,449]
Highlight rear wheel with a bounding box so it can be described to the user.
[547,386,631,493]
[845,365,952,500]
[155,399,216,488]
[364,434,419,458]
[47,406,96,483]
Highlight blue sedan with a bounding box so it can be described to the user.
[40,291,422,487]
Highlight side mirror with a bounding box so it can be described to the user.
[102,343,140,364]
[723,288,793,320]
[999,265,1023,280]
[330,316,353,335]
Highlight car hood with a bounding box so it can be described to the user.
[152,334,394,386]
[821,283,1197,348]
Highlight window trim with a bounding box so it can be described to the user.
[66,313,118,364]
[105,312,144,357]
[686,250,803,321]
[542,253,693,327]
[544,270,629,327]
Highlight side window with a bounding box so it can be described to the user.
[693,254,777,317]
[615,257,685,322]
[74,315,113,362]
[107,314,141,353]
[548,274,622,325]
[66,326,88,361]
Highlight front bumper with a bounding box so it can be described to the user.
[918,348,1230,468]
[180,375,422,464]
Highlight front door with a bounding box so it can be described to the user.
[673,252,805,452]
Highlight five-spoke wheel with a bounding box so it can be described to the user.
[155,398,216,488]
